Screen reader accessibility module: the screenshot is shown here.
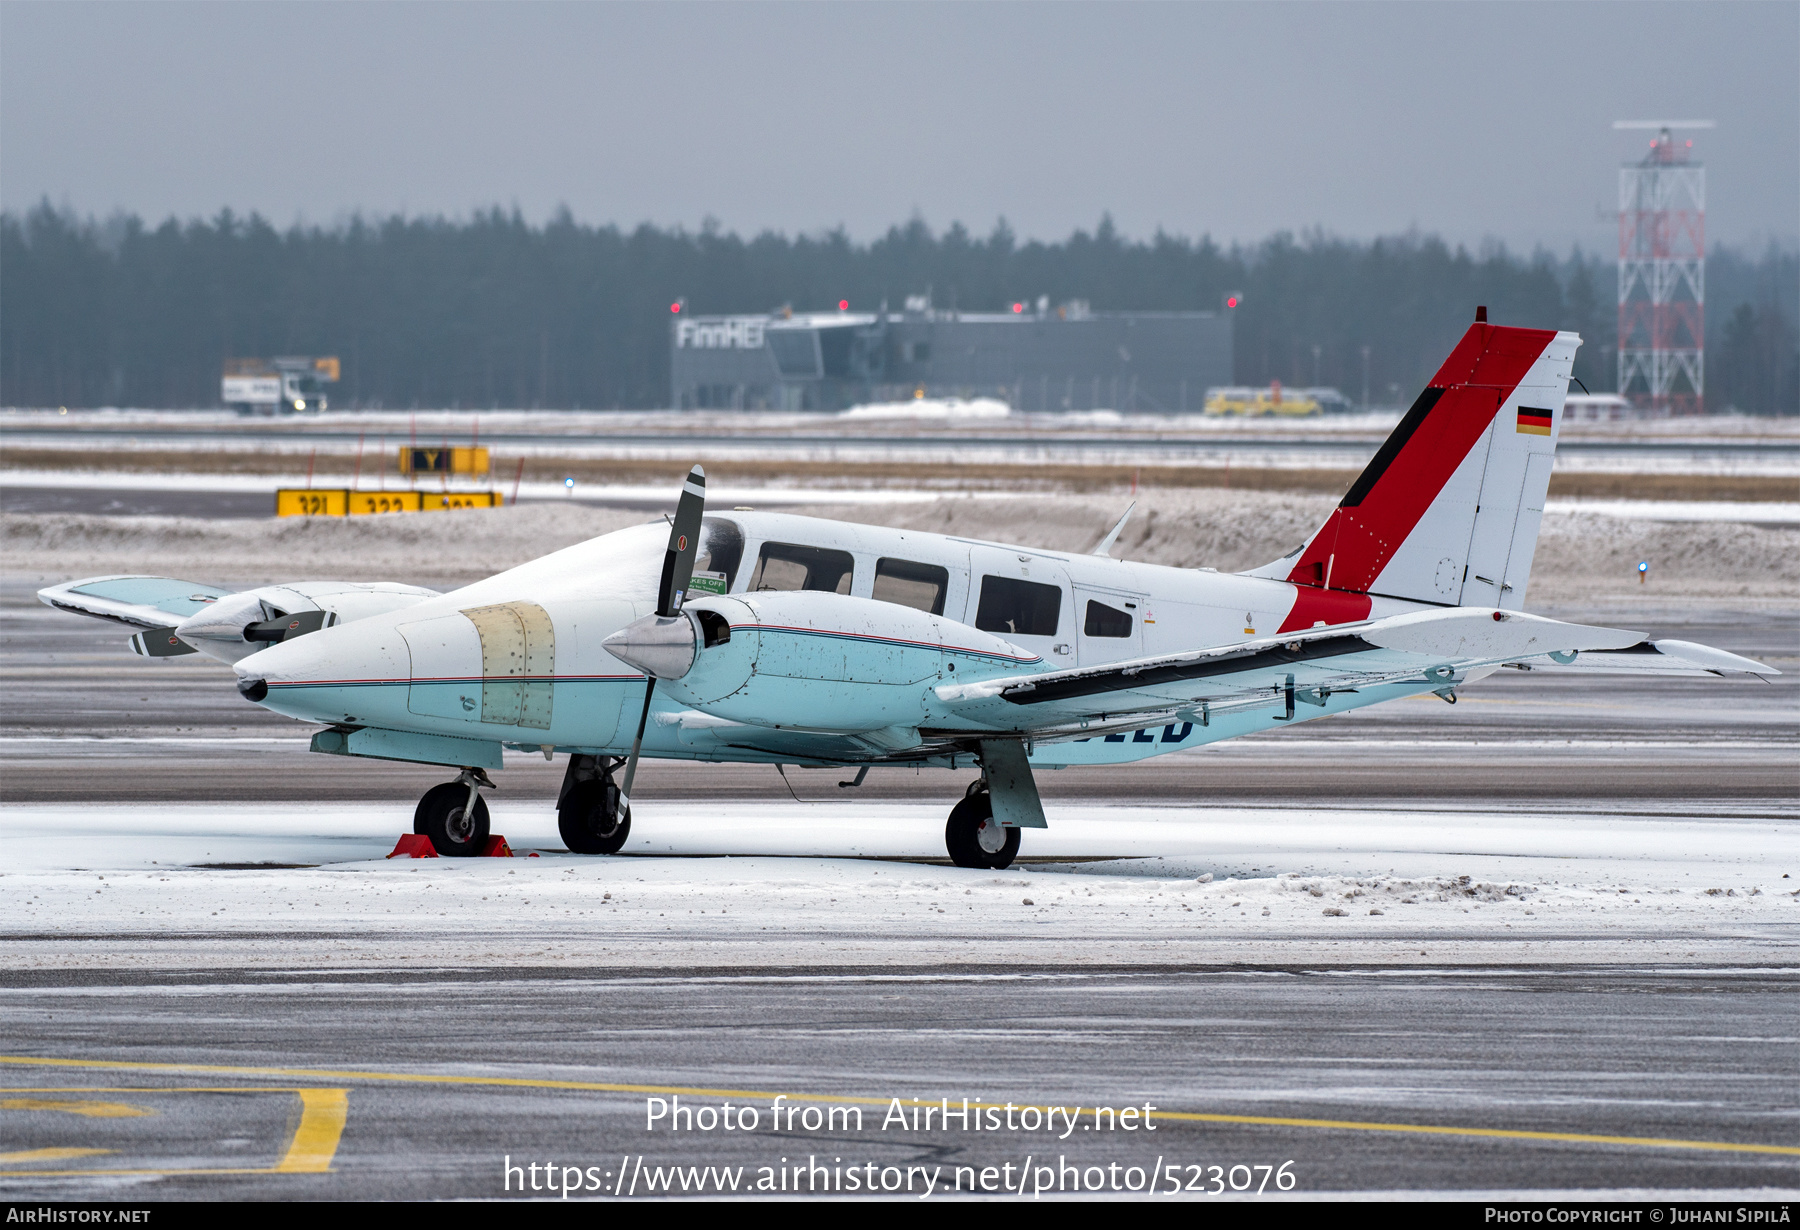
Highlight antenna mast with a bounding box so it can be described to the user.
[1614,120,1712,416]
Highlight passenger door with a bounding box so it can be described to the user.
[964,546,1075,664]
[1072,584,1146,667]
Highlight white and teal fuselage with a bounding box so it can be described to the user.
[242,511,1448,772]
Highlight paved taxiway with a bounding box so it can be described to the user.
[3,580,1795,1198]
[2,966,1797,1198]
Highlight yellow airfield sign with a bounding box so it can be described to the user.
[400,446,490,475]
[347,491,423,514]
[275,489,503,517]
[274,489,349,517]
[420,491,502,511]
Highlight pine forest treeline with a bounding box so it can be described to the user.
[3,203,1794,413]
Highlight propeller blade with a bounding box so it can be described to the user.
[623,465,707,812]
[129,629,197,657]
[657,465,706,617]
[244,609,335,643]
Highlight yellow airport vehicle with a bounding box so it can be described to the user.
[400,447,491,476]
[1202,383,1323,417]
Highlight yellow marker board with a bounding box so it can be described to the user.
[347,491,423,515]
[277,488,502,517]
[419,491,503,511]
[275,489,349,517]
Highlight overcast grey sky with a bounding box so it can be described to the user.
[2,1,1794,253]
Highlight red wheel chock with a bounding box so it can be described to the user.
[386,833,513,858]
[387,834,438,859]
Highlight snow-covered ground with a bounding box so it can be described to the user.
[840,397,1012,421]
[4,801,1793,970]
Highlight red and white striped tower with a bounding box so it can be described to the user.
[1616,120,1711,416]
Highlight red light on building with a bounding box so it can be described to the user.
[1226,296,1239,309]
[1011,302,1024,313]
[838,299,849,311]
[670,303,681,314]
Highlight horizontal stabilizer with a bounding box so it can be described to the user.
[1359,608,1643,659]
[1507,638,1777,677]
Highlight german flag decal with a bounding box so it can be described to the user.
[1516,405,1554,436]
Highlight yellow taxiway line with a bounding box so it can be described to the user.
[3,1055,1795,1164]
[0,1079,348,1177]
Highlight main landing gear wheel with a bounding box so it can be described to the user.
[558,777,631,854]
[415,779,491,856]
[945,788,1020,870]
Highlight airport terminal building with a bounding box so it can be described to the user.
[670,301,1232,412]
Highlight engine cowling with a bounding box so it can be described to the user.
[172,582,439,663]
[603,591,1041,734]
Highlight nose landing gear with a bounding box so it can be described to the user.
[415,767,495,856]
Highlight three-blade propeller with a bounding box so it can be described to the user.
[616,465,706,816]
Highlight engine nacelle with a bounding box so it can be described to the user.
[604,591,1040,734]
[169,582,441,663]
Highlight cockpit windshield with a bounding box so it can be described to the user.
[694,517,745,591]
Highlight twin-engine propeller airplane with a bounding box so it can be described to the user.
[40,316,1775,867]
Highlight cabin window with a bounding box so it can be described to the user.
[975,576,1061,637]
[871,558,949,615]
[749,542,854,595]
[1083,600,1133,638]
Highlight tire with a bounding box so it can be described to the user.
[414,781,491,856]
[558,778,631,854]
[945,790,1020,870]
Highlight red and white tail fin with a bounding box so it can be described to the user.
[1248,320,1580,609]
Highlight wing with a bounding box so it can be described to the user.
[39,575,443,662]
[36,575,235,630]
[927,607,1757,742]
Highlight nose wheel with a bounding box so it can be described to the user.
[415,768,494,856]
[945,785,1020,869]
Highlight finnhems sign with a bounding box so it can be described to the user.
[675,318,766,349]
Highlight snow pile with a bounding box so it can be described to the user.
[1,502,656,586]
[5,489,1796,599]
[839,397,1010,421]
